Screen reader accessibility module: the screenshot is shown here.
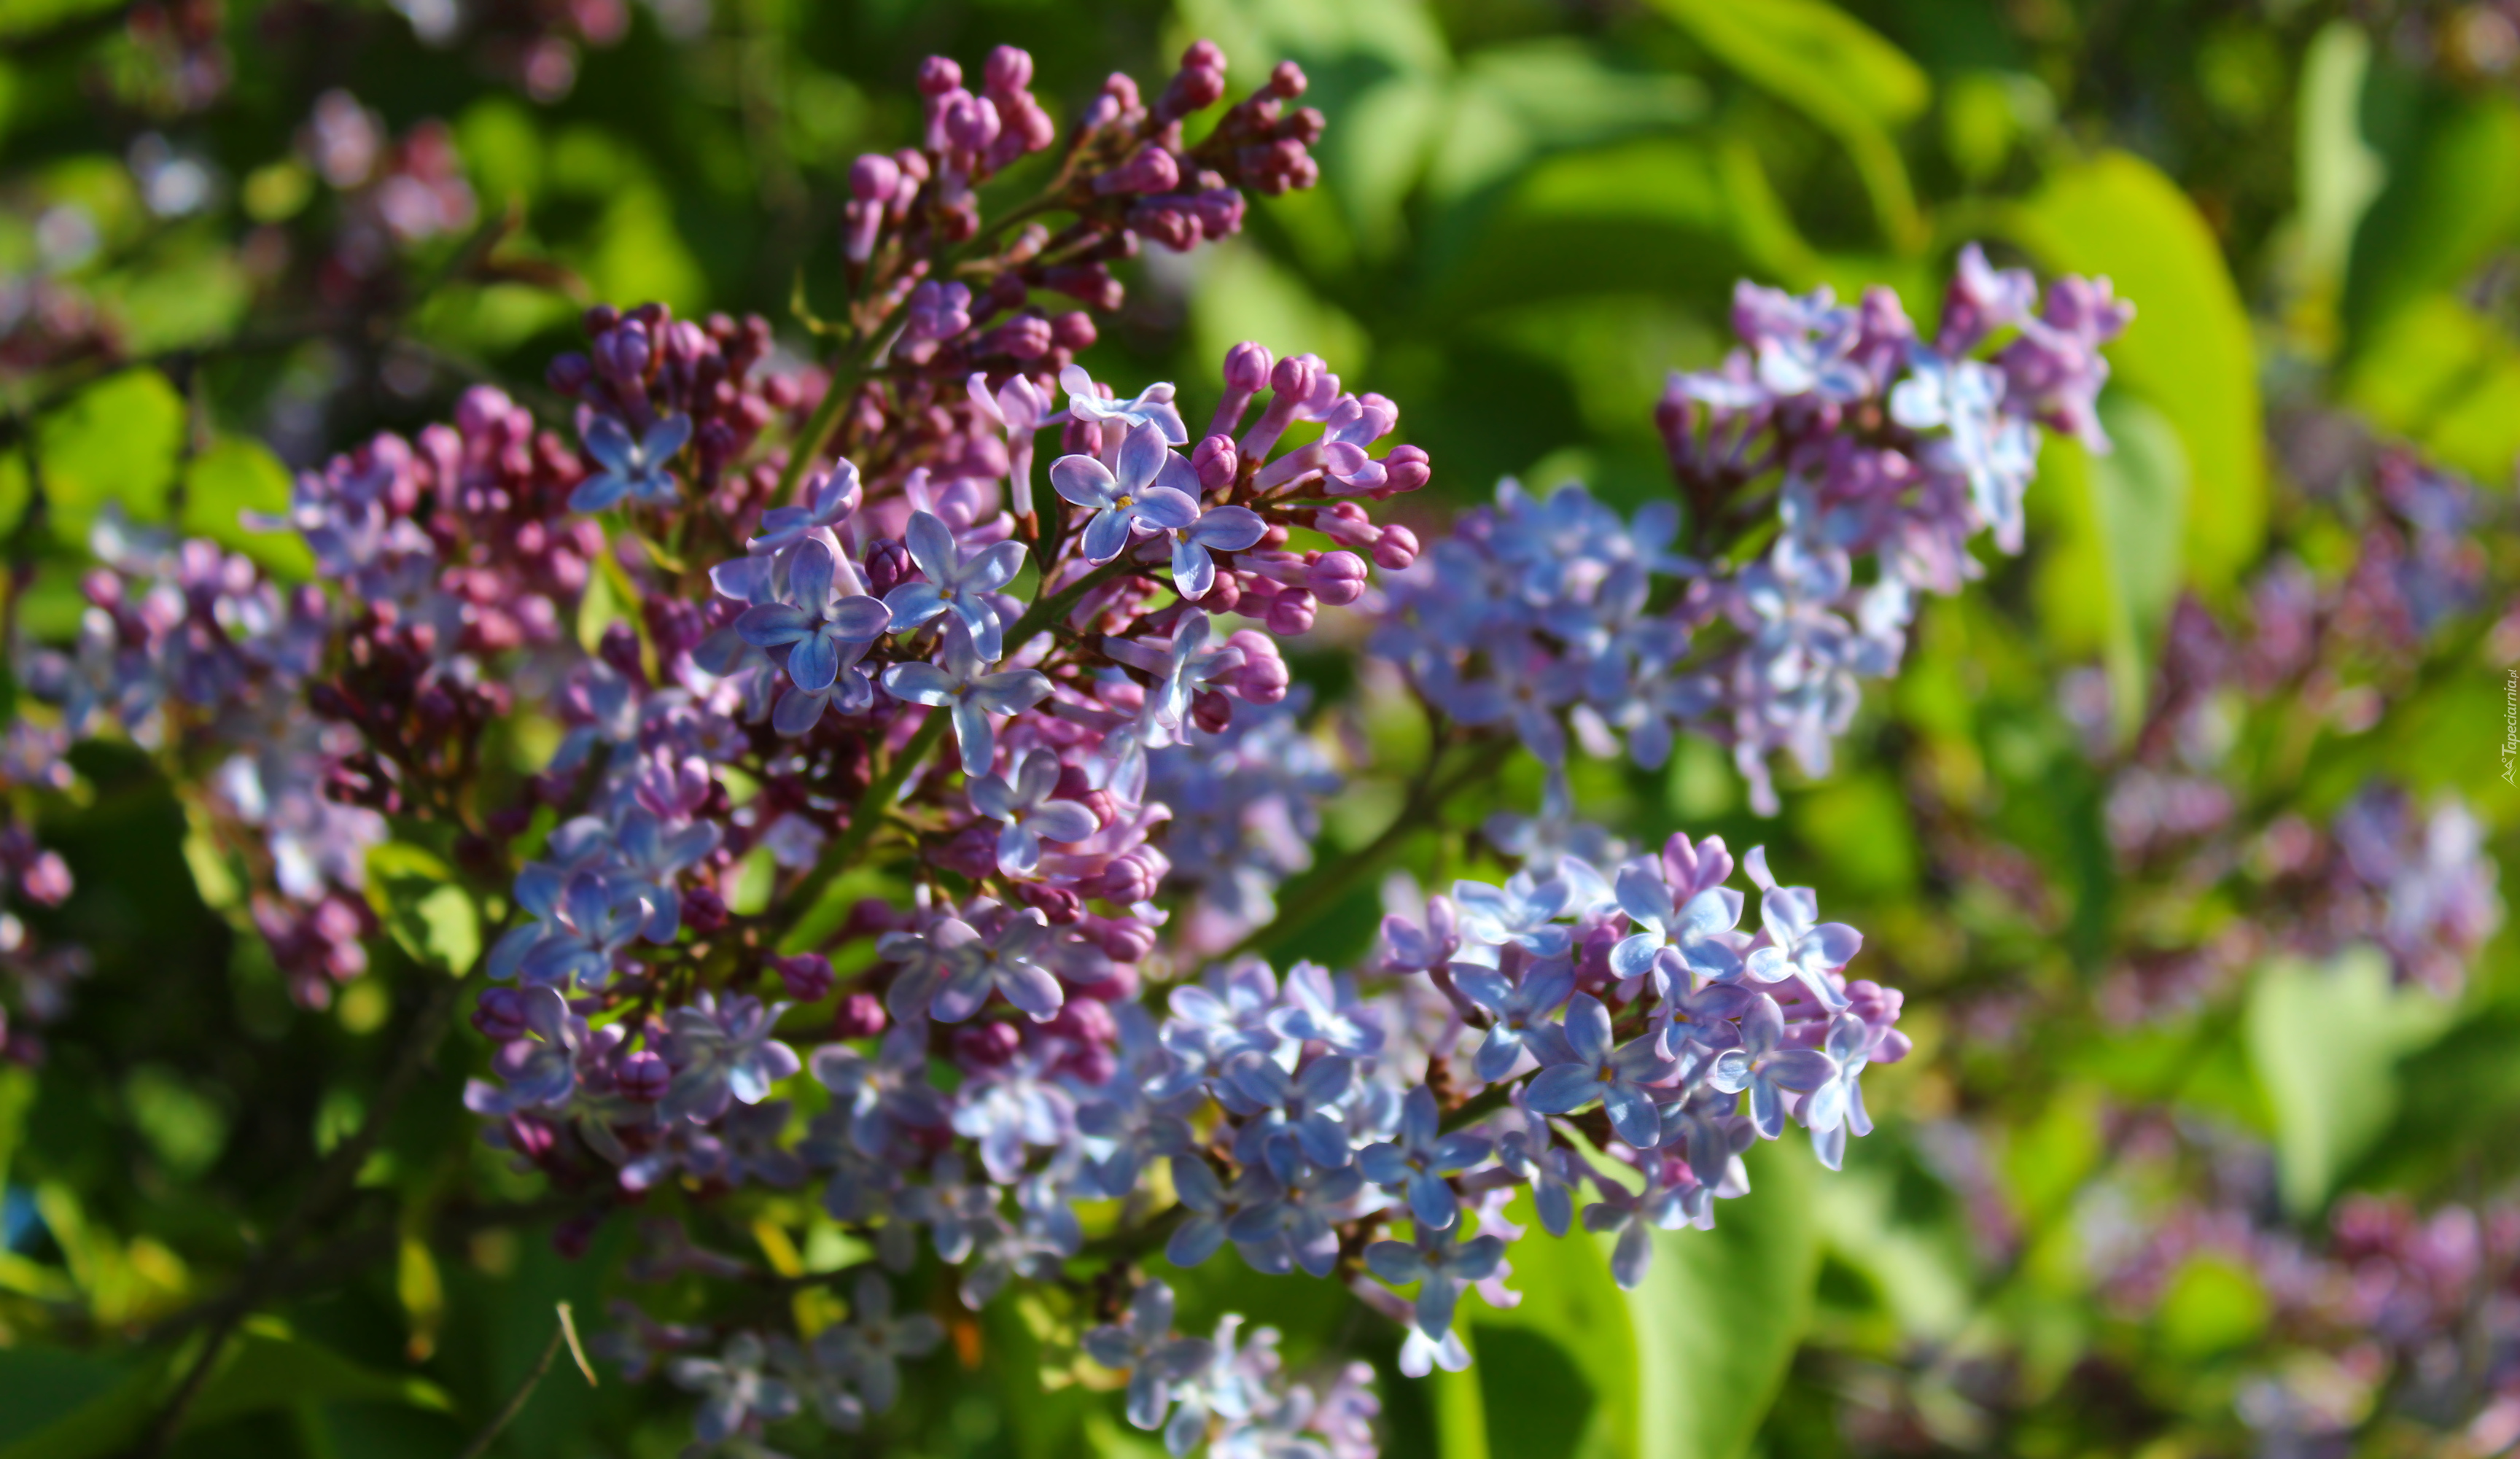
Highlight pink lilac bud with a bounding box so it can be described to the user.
[983,44,1032,95]
[906,281,973,341]
[1156,44,1229,122]
[1372,523,1420,570]
[616,1050,669,1102]
[1225,629,1288,703]
[1094,144,1181,196]
[1198,575,1242,613]
[1079,71,1143,133]
[1194,434,1239,491]
[1190,688,1234,734]
[1081,914,1156,963]
[773,953,836,1002]
[1014,882,1083,924]
[1270,60,1308,97]
[1265,588,1318,637]
[977,314,1052,360]
[952,1021,1022,1069]
[917,55,962,96]
[831,992,887,1040]
[1127,198,1200,252]
[1240,353,1323,461]
[1062,418,1104,458]
[1379,444,1431,495]
[1040,264,1123,311]
[546,351,593,395]
[944,93,1001,155]
[1303,548,1369,605]
[1050,311,1097,351]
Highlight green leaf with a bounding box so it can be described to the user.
[181,438,311,580]
[2152,1253,2269,1361]
[1630,1139,1819,1459]
[1641,0,1927,249]
[2340,292,2520,479]
[2342,85,2520,357]
[2029,392,2188,744]
[2247,948,2455,1217]
[186,1322,452,1428]
[1447,1190,1642,1459]
[30,370,187,542]
[2007,152,2264,599]
[2292,23,2388,331]
[0,1347,176,1459]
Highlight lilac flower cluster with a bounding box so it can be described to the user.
[2097,1187,2520,1455]
[1,34,2123,1445]
[1377,247,2129,815]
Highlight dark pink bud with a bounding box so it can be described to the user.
[1094,145,1181,196]
[849,152,901,202]
[1306,550,1369,605]
[473,987,534,1041]
[773,953,836,1002]
[1197,573,1242,614]
[1051,311,1097,351]
[680,885,730,935]
[1226,629,1288,704]
[981,314,1053,360]
[615,1050,669,1102]
[1046,994,1116,1049]
[1224,341,1274,392]
[917,55,962,96]
[1190,688,1234,734]
[1372,523,1420,570]
[953,1021,1022,1069]
[984,45,1033,95]
[1082,913,1158,963]
[1194,434,1238,491]
[1270,60,1307,97]
[1269,352,1319,400]
[1062,418,1105,457]
[832,992,887,1040]
[866,538,911,595]
[1015,882,1083,924]
[1183,39,1227,72]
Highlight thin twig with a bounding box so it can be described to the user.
[454,1303,591,1459]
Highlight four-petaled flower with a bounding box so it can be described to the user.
[668,1331,799,1444]
[1162,506,1267,600]
[1523,992,1677,1149]
[1357,1086,1493,1231]
[661,992,804,1124]
[883,510,1027,661]
[1708,992,1840,1140]
[968,750,1098,877]
[1060,365,1188,443]
[814,1271,943,1417]
[572,413,693,513]
[1051,421,1203,564]
[1081,1280,1217,1433]
[1609,858,1746,986]
[736,537,894,734]
[881,623,1054,776]
[929,911,1073,1023]
[1364,1224,1506,1340]
[1452,957,1574,1082]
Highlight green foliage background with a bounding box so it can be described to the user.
[1,0,2516,1455]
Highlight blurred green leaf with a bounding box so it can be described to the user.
[2341,292,2520,478]
[2247,948,2455,1217]
[1643,0,1927,249]
[31,369,186,541]
[2342,85,2520,357]
[1630,1139,1819,1459]
[1426,40,1708,204]
[182,438,312,580]
[2154,1254,2269,1361]
[2292,23,2387,335]
[2007,152,2263,599]
[187,1321,452,1428]
[1448,1191,1642,1459]
[0,1347,175,1459]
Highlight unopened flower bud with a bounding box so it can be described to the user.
[681,884,729,935]
[773,953,836,1002]
[952,1021,1022,1069]
[1265,589,1318,636]
[917,55,962,95]
[473,987,534,1041]
[1372,523,1420,570]
[1306,550,1369,605]
[866,538,911,595]
[615,1050,669,1102]
[1193,434,1238,491]
[832,993,887,1040]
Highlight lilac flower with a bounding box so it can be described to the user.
[1801,1011,1877,1172]
[747,460,863,559]
[1105,608,1246,748]
[1049,421,1202,564]
[1060,365,1189,444]
[1167,1154,1242,1269]
[970,372,1051,518]
[571,413,693,513]
[1452,870,1582,958]
[1379,894,1460,972]
[1523,993,1676,1149]
[1264,962,1384,1057]
[968,750,1097,876]
[1163,506,1267,599]
[880,624,1053,776]
[1220,1051,1358,1171]
[883,510,1027,661]
[809,1021,949,1158]
[950,1048,1076,1182]
[502,869,654,989]
[1891,351,2039,553]
[668,1332,799,1445]
[736,540,892,733]
[929,911,1070,1023]
[1452,957,1574,1082]
[1364,1224,1505,1340]
[901,1153,999,1264]
[1742,853,1862,1009]
[1084,1281,1217,1433]
[1225,1142,1365,1277]
[1498,1105,1584,1237]
[462,986,583,1115]
[1609,859,1746,985]
[1708,992,1838,1139]
[660,993,803,1123]
[1357,1087,1492,1230]
[815,1272,942,1417]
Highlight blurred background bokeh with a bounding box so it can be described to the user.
[3,0,2518,1455]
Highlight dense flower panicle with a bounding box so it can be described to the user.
[1377,246,2128,817]
[1,28,2131,1445]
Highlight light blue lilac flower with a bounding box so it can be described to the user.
[1707,992,1838,1140]
[736,538,892,734]
[1060,365,1189,444]
[1452,956,1574,1082]
[1084,1281,1217,1433]
[880,623,1054,776]
[1163,506,1267,599]
[1609,858,1746,985]
[968,750,1097,877]
[1452,870,1582,958]
[668,1331,798,1444]
[1357,1087,1492,1230]
[1522,993,1678,1149]
[661,993,803,1123]
[813,1271,942,1417]
[1264,962,1384,1057]
[571,413,693,513]
[1049,421,1202,564]
[1364,1224,1505,1340]
[882,510,1027,661]
[808,1021,949,1158]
